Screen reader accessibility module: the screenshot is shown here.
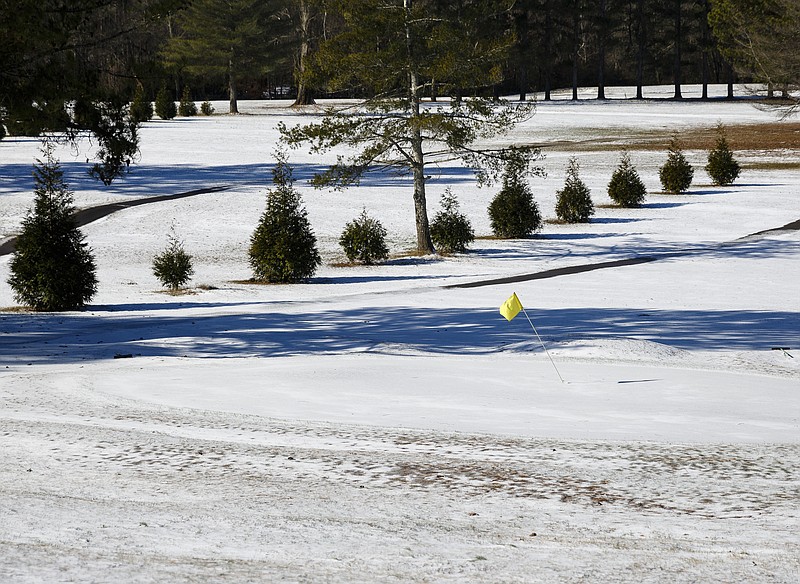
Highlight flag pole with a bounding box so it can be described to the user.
[521,307,565,384]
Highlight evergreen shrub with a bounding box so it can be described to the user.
[152,228,194,292]
[200,101,215,116]
[249,151,321,282]
[659,135,694,193]
[555,157,594,223]
[178,87,197,117]
[430,188,474,254]
[705,125,740,186]
[607,151,647,207]
[129,86,153,123]
[488,167,542,238]
[339,209,389,264]
[8,144,97,311]
[154,86,177,120]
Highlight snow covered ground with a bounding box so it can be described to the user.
[1,86,799,582]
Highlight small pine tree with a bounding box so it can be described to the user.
[705,125,741,186]
[154,86,177,120]
[129,85,153,123]
[555,157,594,223]
[607,151,647,207]
[430,188,474,254]
[152,227,194,292]
[659,134,694,193]
[488,164,542,238]
[249,151,321,283]
[339,209,389,264]
[200,101,215,116]
[178,87,198,117]
[8,143,97,311]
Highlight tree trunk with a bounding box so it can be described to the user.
[673,0,682,99]
[636,0,645,99]
[292,0,316,107]
[727,62,735,99]
[597,0,606,100]
[572,2,580,101]
[544,1,552,101]
[405,0,434,255]
[701,0,709,100]
[228,60,239,114]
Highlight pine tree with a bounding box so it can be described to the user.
[155,86,177,120]
[659,134,694,193]
[178,87,198,117]
[488,159,542,238]
[556,157,594,223]
[152,228,194,292]
[608,151,647,207]
[281,0,541,255]
[249,151,321,283]
[705,125,740,186]
[339,209,390,264]
[8,144,97,311]
[162,0,286,115]
[430,188,474,254]
[130,85,154,124]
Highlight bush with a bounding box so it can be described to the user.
[8,144,97,311]
[659,134,694,193]
[152,228,194,292]
[488,168,542,238]
[129,86,153,124]
[430,188,474,254]
[249,151,321,282]
[0,120,6,140]
[705,125,740,186]
[339,209,389,264]
[178,87,197,117]
[555,157,594,223]
[154,86,177,120]
[200,101,215,116]
[607,151,647,207]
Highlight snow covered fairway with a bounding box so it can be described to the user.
[1,87,799,582]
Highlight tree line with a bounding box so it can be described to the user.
[0,0,796,183]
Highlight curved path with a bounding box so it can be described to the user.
[1,185,797,288]
[0,185,230,256]
[447,218,800,289]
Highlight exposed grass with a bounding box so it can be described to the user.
[0,305,32,313]
[742,160,800,171]
[539,122,800,153]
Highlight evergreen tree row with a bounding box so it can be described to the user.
[6,134,742,309]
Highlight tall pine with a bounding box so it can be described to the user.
[282,0,540,254]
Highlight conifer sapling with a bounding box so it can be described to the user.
[705,125,740,186]
[608,151,647,207]
[555,157,594,223]
[430,188,474,254]
[152,226,194,292]
[249,150,321,283]
[659,134,694,193]
[8,143,97,311]
[339,209,389,264]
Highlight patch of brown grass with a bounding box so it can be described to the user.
[540,122,800,153]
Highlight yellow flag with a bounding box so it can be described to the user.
[500,292,523,321]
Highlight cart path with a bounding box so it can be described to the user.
[447,217,800,289]
[1,185,797,290]
[0,185,231,256]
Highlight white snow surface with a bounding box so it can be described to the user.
[1,86,799,582]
